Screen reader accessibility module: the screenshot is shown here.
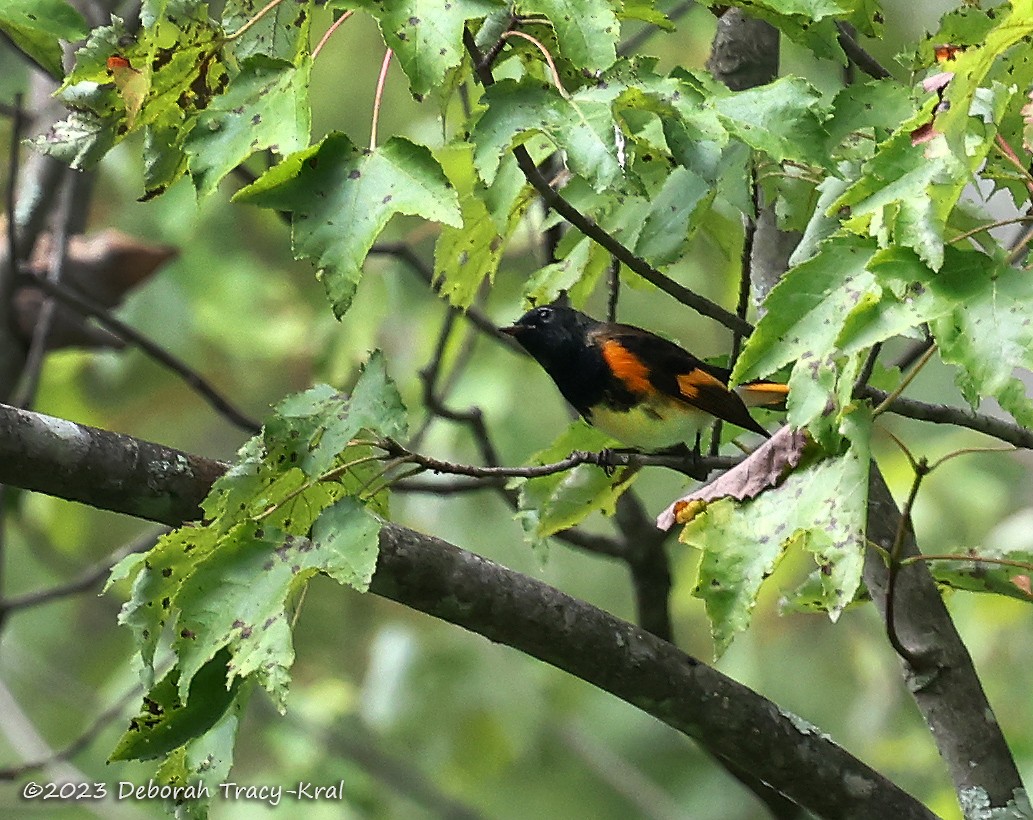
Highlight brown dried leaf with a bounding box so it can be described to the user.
[656,426,809,530]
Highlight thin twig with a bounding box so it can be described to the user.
[502,30,569,98]
[0,663,167,781]
[617,1,694,57]
[713,181,759,457]
[378,437,737,479]
[12,173,76,410]
[2,93,20,304]
[902,552,1033,573]
[885,450,926,666]
[312,9,353,59]
[223,0,285,42]
[416,313,500,467]
[395,476,505,493]
[475,14,518,72]
[0,529,162,624]
[0,92,25,600]
[864,386,1033,449]
[948,214,1033,246]
[853,342,882,395]
[18,272,261,434]
[992,134,1033,201]
[873,343,938,417]
[369,242,517,344]
[370,48,393,150]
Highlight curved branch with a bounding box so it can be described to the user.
[0,402,936,819]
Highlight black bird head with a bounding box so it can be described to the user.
[499,304,608,417]
[499,304,599,373]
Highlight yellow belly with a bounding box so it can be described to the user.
[589,398,713,450]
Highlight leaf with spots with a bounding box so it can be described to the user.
[347,0,503,97]
[186,56,312,198]
[523,233,610,307]
[31,1,230,197]
[732,235,879,384]
[835,245,996,356]
[832,80,1012,271]
[634,165,713,266]
[0,0,88,79]
[108,525,221,675]
[519,0,619,72]
[222,0,312,62]
[713,76,832,169]
[233,133,461,317]
[935,0,1033,159]
[109,352,405,708]
[433,142,533,308]
[930,549,1033,605]
[472,78,624,192]
[172,501,380,707]
[109,649,243,762]
[153,685,249,815]
[685,411,870,656]
[932,254,1033,428]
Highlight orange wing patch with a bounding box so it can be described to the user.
[676,368,729,402]
[601,340,653,395]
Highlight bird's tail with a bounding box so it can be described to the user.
[736,381,789,411]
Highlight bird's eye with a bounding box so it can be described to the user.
[537,306,554,323]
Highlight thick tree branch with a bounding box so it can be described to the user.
[0,403,226,525]
[0,402,936,819]
[864,470,1025,810]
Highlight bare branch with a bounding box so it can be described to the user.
[18,272,261,434]
[0,528,163,622]
[377,437,736,480]
[863,387,1033,450]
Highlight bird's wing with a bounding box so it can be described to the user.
[591,324,770,436]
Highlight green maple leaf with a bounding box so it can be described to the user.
[687,411,870,656]
[518,0,620,72]
[473,78,624,191]
[186,56,311,197]
[0,0,88,78]
[234,134,461,317]
[347,0,503,97]
[222,0,312,62]
[732,235,879,383]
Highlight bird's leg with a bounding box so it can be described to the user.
[597,446,640,475]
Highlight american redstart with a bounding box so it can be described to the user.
[500,305,787,451]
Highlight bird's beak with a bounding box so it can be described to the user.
[499,324,521,337]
